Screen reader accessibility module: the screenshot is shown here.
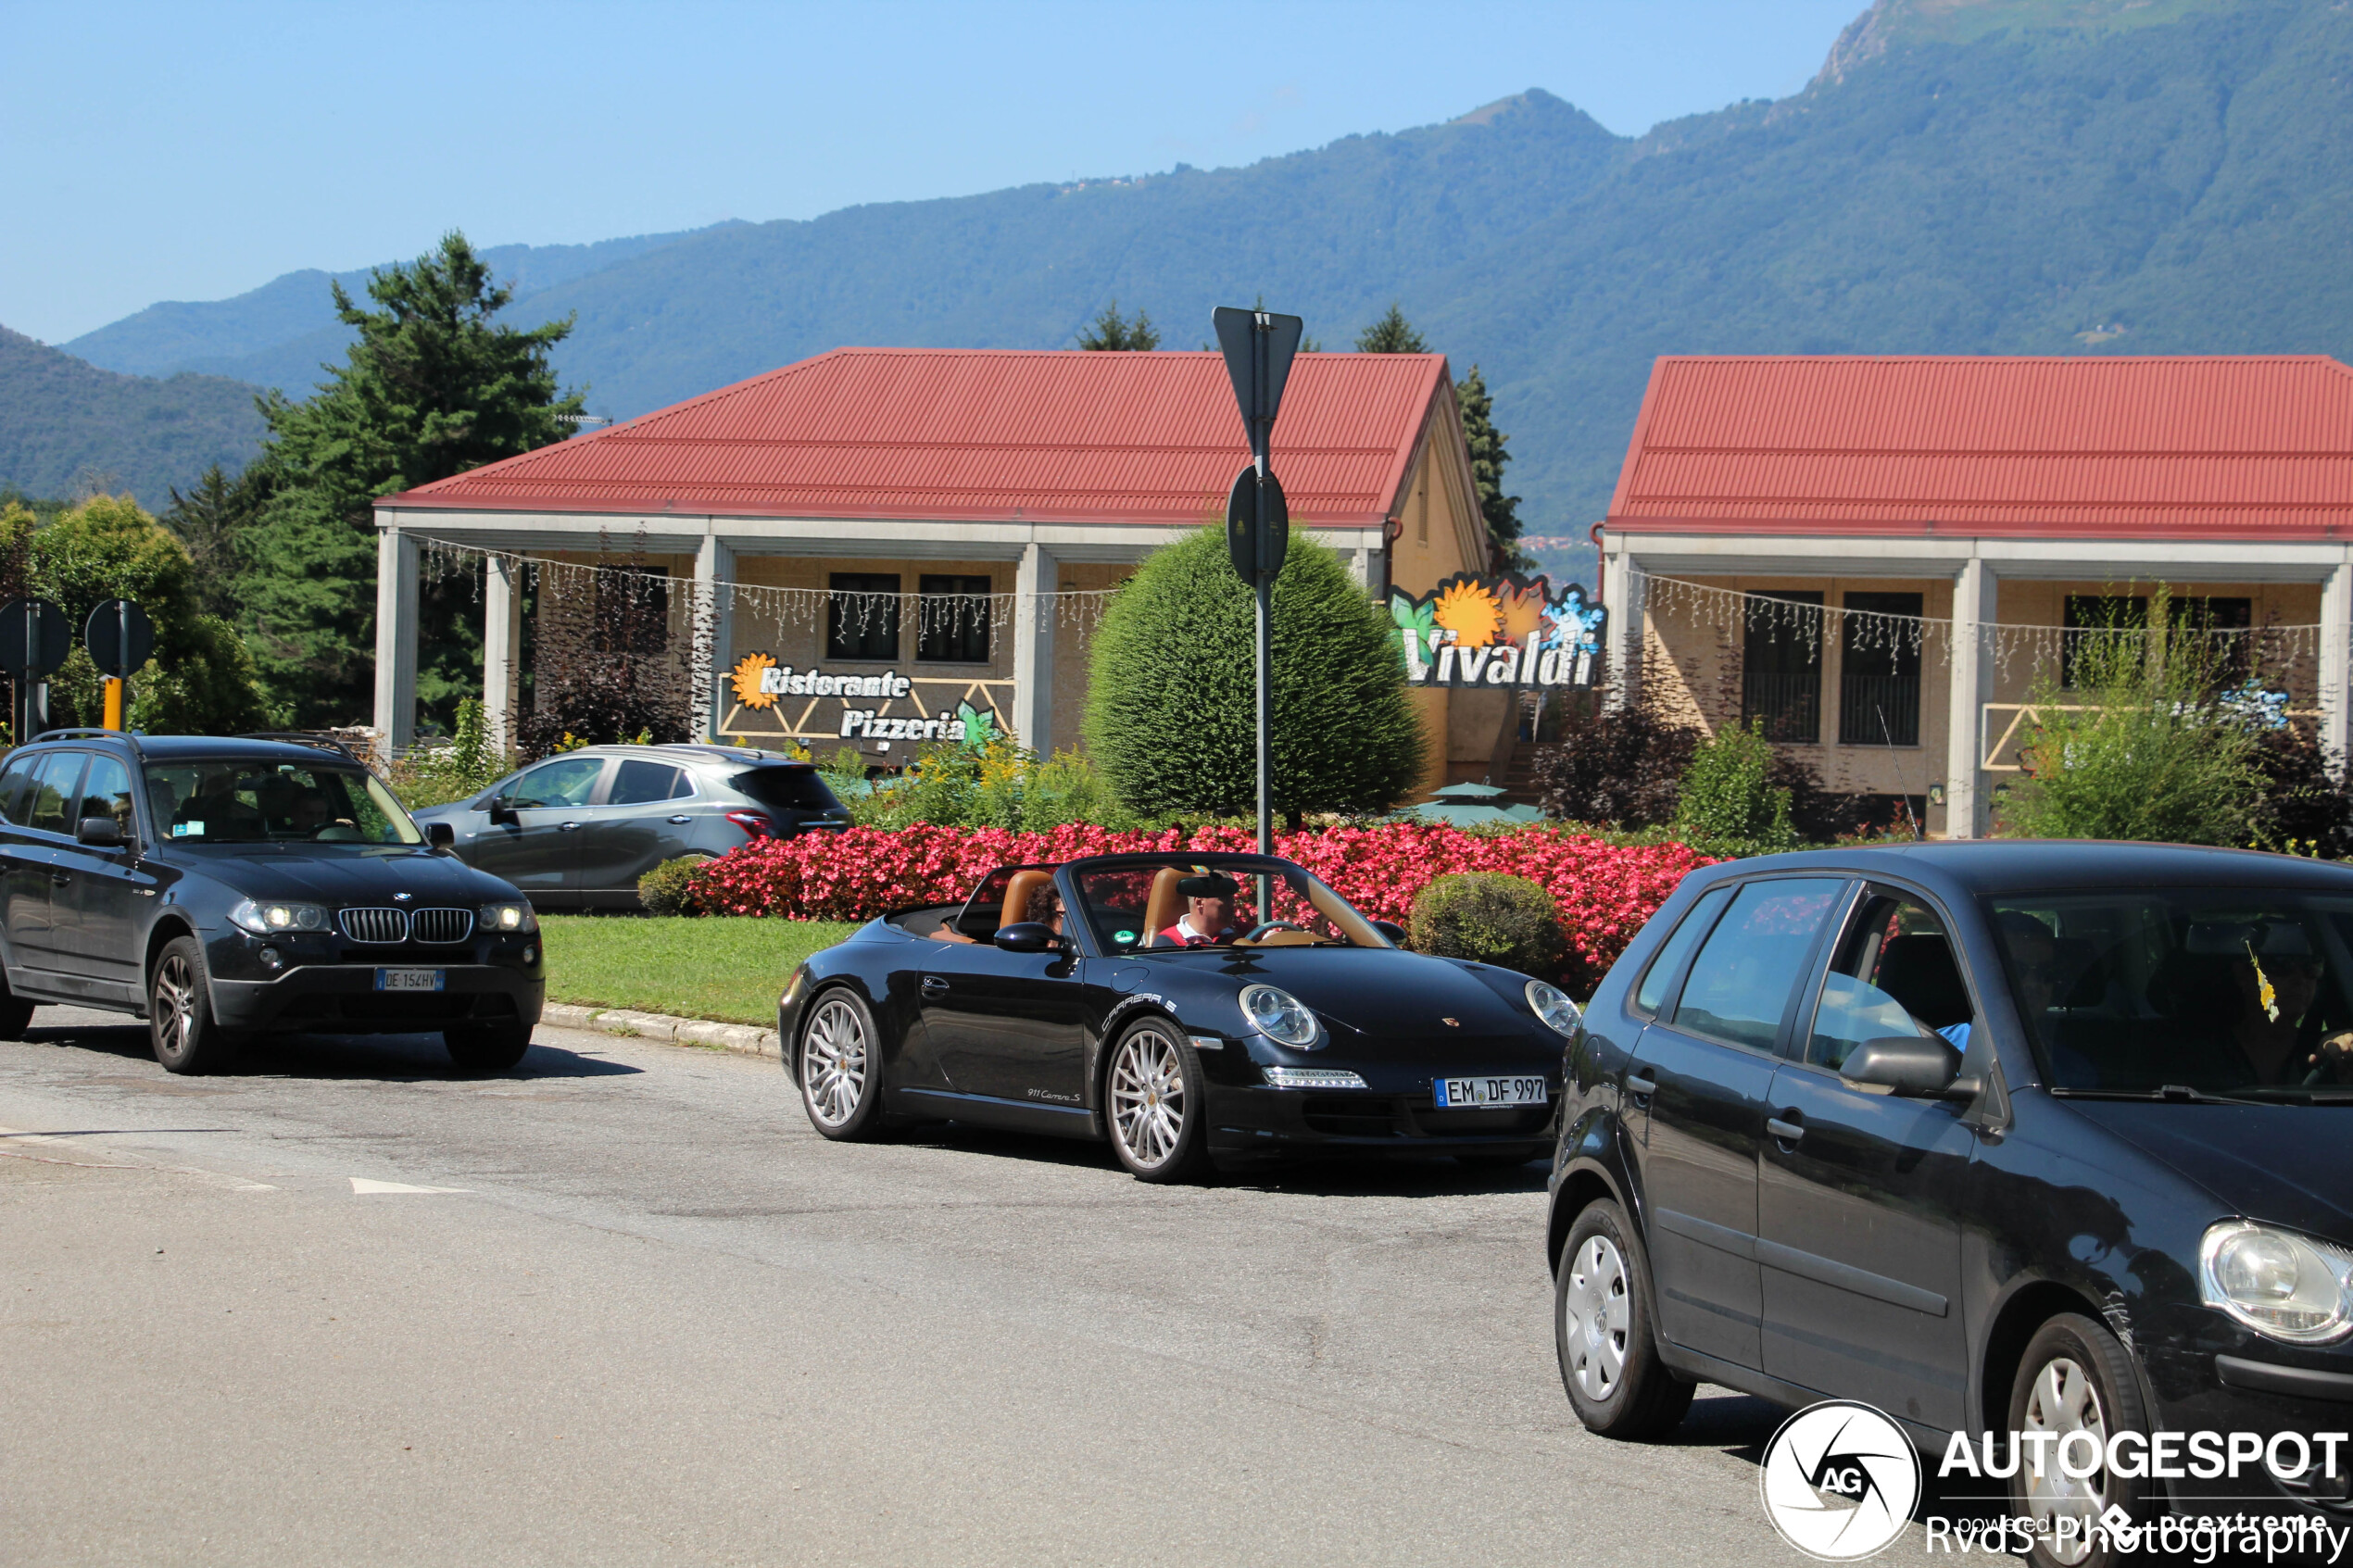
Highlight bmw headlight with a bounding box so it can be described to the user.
[1526,979,1583,1038]
[229,899,329,935]
[1239,985,1320,1048]
[480,901,538,935]
[2200,1221,2353,1344]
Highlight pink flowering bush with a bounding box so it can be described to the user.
[680,822,1717,993]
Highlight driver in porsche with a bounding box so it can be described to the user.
[1161,872,1247,947]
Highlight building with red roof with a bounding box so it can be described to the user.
[1598,355,2353,836]
[371,346,1499,782]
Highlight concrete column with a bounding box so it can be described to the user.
[2322,560,2353,777]
[372,525,420,755]
[1945,558,1996,838]
[694,533,736,742]
[1011,542,1056,753]
[1603,542,1646,710]
[483,553,522,759]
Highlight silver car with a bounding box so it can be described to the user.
[411,744,850,910]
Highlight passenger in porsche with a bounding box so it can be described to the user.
[1161,873,1246,947]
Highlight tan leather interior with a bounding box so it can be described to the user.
[929,929,974,943]
[1141,867,1188,947]
[1001,869,1055,930]
[1243,928,1321,947]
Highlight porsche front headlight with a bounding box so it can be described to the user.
[2201,1221,2353,1344]
[1239,985,1320,1048]
[1526,979,1582,1038]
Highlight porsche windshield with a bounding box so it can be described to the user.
[1988,890,2353,1101]
[1069,858,1390,953]
[143,759,424,846]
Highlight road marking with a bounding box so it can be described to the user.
[350,1177,471,1195]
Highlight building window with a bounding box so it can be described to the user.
[916,574,991,664]
[1742,590,1823,744]
[1838,592,1923,746]
[826,573,900,661]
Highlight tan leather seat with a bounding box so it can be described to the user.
[1001,869,1055,930]
[1141,867,1188,947]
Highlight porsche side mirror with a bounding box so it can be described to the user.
[487,802,519,827]
[425,822,456,849]
[994,922,1057,954]
[75,816,123,848]
[1840,1035,1980,1099]
[1371,919,1408,945]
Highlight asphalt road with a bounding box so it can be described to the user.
[0,1008,1856,1567]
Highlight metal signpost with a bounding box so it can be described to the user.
[1213,305,1303,856]
[0,598,70,744]
[85,598,156,730]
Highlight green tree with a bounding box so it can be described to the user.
[161,461,270,621]
[1454,365,1523,564]
[1353,304,1428,354]
[1083,526,1425,818]
[1674,718,1800,852]
[1076,300,1159,351]
[1998,588,2264,845]
[4,495,270,734]
[242,232,584,724]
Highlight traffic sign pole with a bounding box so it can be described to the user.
[1214,306,1304,859]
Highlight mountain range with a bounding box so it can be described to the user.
[17,0,2353,573]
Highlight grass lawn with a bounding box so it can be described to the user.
[537,916,862,1026]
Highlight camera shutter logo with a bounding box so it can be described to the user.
[1758,1399,1921,1561]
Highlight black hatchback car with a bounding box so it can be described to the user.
[0,731,545,1074]
[1551,842,2353,1558]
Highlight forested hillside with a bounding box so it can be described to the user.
[0,327,263,508]
[55,0,2353,566]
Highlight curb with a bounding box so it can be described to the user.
[541,1002,781,1060]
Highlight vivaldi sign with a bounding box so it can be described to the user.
[1388,573,1607,689]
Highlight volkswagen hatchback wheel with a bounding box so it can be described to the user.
[2007,1314,2153,1568]
[1554,1199,1692,1439]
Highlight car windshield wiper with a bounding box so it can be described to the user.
[2048,1084,2262,1106]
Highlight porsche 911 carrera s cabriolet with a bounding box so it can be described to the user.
[775,852,1584,1182]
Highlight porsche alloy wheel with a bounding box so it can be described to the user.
[1105,1022,1210,1183]
[799,992,883,1140]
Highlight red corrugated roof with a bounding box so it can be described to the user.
[384,347,1450,527]
[1606,356,2353,540]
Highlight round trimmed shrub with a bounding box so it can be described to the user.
[637,856,708,916]
[1407,872,1566,977]
[1083,525,1425,818]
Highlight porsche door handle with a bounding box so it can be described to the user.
[48,872,70,886]
[1624,1073,1656,1101]
[1767,1117,1806,1146]
[920,977,950,997]
[557,822,583,832]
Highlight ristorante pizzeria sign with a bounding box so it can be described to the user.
[726,653,1002,745]
[1389,573,1607,688]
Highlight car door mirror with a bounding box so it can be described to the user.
[994,922,1058,954]
[1840,1035,1980,1098]
[1370,919,1408,944]
[425,822,456,849]
[75,816,122,847]
[487,801,519,826]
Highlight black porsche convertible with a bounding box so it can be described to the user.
[775,851,1583,1181]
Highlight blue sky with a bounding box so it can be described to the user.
[2,0,1869,345]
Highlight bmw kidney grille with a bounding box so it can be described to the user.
[337,907,474,944]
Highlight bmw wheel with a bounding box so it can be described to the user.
[1555,1199,1692,1439]
[2007,1314,2153,1568]
[799,990,886,1140]
[1103,1020,1211,1183]
[149,936,237,1075]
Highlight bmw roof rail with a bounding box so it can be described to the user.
[28,727,146,758]
[237,732,363,762]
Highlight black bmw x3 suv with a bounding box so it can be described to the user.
[0,731,545,1073]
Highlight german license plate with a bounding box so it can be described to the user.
[375,968,446,993]
[1434,1075,1548,1109]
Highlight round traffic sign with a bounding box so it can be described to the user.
[1225,463,1290,585]
[0,598,71,681]
[85,598,156,679]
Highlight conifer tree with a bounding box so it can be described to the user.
[1353,303,1428,354]
[1076,300,1160,351]
[1455,364,1524,564]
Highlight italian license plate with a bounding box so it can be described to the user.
[1434,1075,1548,1109]
[375,968,446,993]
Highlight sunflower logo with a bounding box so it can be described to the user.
[731,652,778,710]
[1432,580,1502,648]
[1498,580,1548,646]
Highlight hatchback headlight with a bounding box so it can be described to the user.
[1526,979,1582,1038]
[1239,985,1320,1048]
[480,901,538,935]
[229,899,329,935]
[2201,1221,2353,1344]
